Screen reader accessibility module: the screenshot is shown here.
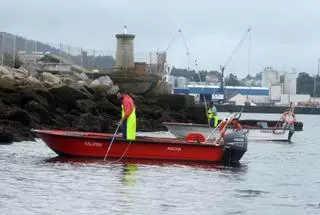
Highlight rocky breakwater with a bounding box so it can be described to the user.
[0,66,196,143]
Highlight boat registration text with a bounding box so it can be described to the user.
[84,141,103,147]
[167,146,182,152]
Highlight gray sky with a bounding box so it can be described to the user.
[1,0,320,78]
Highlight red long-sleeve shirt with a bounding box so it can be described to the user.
[121,94,135,119]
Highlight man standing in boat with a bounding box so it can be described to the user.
[117,92,136,140]
[207,101,218,128]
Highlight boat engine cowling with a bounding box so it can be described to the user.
[223,132,248,151]
[222,131,248,165]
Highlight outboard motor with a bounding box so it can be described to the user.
[222,131,248,166]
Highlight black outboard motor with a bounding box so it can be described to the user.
[222,131,248,166]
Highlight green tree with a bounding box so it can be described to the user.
[170,67,197,81]
[297,72,320,96]
[193,70,208,82]
[225,73,241,86]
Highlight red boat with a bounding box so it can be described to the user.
[32,129,248,165]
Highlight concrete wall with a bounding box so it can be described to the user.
[270,85,281,101]
[276,94,310,105]
[248,95,269,104]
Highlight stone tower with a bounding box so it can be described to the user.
[114,27,135,71]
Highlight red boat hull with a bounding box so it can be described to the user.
[33,130,246,164]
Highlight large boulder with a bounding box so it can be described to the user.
[89,85,119,99]
[0,66,10,74]
[77,80,87,86]
[107,85,119,95]
[13,87,55,111]
[4,108,31,126]
[0,66,28,80]
[0,66,14,79]
[12,67,30,79]
[89,76,113,88]
[73,72,89,81]
[26,76,41,83]
[0,77,17,93]
[96,98,120,115]
[75,99,97,113]
[12,75,46,91]
[49,85,93,109]
[72,113,104,132]
[24,100,53,124]
[0,120,34,143]
[38,72,62,87]
[61,77,76,86]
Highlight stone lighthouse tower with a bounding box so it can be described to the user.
[114,25,135,71]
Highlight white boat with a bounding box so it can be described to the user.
[165,106,298,142]
[163,122,294,142]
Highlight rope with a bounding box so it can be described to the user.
[165,33,178,52]
[180,30,190,70]
[104,123,121,161]
[223,27,252,70]
[165,29,191,70]
[107,140,132,164]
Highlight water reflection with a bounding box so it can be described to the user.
[121,163,138,185]
[43,156,247,172]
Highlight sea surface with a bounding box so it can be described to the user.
[1,113,319,215]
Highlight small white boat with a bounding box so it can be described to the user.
[163,122,294,142]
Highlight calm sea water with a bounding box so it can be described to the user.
[1,113,320,215]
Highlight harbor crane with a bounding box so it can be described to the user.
[165,29,191,72]
[219,27,252,102]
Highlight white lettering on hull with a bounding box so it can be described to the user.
[84,141,103,147]
[167,146,182,151]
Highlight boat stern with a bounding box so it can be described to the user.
[222,132,248,165]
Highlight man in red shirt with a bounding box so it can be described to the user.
[117,92,136,140]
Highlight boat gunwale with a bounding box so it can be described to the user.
[162,122,292,131]
[32,129,225,148]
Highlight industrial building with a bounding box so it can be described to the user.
[261,67,309,105]
[170,66,312,106]
[173,85,269,105]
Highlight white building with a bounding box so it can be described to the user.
[168,75,188,89]
[261,67,280,87]
[167,75,176,89]
[261,67,300,105]
[176,76,188,88]
[282,71,298,94]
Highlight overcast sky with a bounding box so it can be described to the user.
[1,0,320,78]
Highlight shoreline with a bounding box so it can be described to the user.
[0,78,196,143]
